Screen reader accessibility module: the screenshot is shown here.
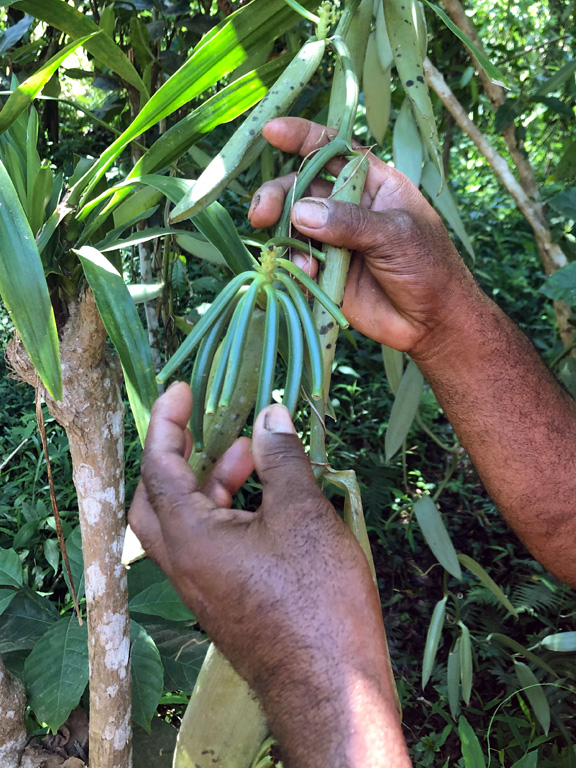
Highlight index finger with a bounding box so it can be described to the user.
[141,381,200,511]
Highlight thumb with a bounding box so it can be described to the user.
[252,404,321,512]
[291,198,423,263]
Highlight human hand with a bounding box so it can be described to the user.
[128,382,388,698]
[249,118,479,357]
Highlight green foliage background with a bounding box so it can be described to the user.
[0,0,575,765]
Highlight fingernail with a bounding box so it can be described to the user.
[293,199,329,229]
[248,194,261,221]
[167,380,181,391]
[264,405,296,434]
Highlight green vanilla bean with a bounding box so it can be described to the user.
[276,272,324,400]
[218,276,265,409]
[277,257,349,328]
[277,136,350,238]
[255,283,280,414]
[205,298,245,415]
[190,302,238,452]
[276,291,304,417]
[157,270,258,382]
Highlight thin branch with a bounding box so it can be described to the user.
[423,58,567,273]
[35,388,82,624]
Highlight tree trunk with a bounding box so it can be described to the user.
[424,58,574,347]
[433,0,573,347]
[0,653,27,767]
[6,289,132,768]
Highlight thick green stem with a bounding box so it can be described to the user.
[309,154,369,469]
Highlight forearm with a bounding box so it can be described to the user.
[412,284,576,586]
[260,654,411,767]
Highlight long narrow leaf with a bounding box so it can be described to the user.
[423,2,509,88]
[82,54,292,223]
[459,621,473,705]
[0,158,61,400]
[514,661,550,734]
[458,716,486,768]
[12,0,147,94]
[421,162,475,261]
[422,596,447,688]
[76,246,157,445]
[458,554,518,618]
[70,0,319,206]
[447,639,461,719]
[488,633,558,677]
[541,631,576,652]
[385,359,424,459]
[413,496,462,579]
[0,33,97,135]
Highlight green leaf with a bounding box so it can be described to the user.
[413,496,462,579]
[385,360,424,460]
[176,233,226,266]
[540,631,576,652]
[540,262,576,305]
[458,554,518,618]
[98,227,186,253]
[0,588,16,617]
[0,158,61,400]
[393,97,424,187]
[363,30,391,145]
[0,547,23,587]
[381,345,404,396]
[23,615,89,733]
[488,633,557,677]
[553,139,576,181]
[422,596,447,688]
[94,54,292,221]
[128,283,164,304]
[0,587,58,653]
[458,716,486,768]
[0,33,97,135]
[12,0,146,94]
[514,661,550,734]
[77,246,157,445]
[459,621,473,705]
[70,0,319,206]
[130,580,195,622]
[43,538,59,574]
[130,620,164,733]
[62,525,84,602]
[141,617,209,694]
[423,2,509,88]
[511,752,539,768]
[535,60,576,97]
[421,162,475,260]
[193,202,255,276]
[546,187,576,219]
[447,639,461,719]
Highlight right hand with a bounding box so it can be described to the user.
[249,118,478,356]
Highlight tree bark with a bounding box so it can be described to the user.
[6,289,132,768]
[435,0,573,346]
[0,653,27,767]
[424,58,574,347]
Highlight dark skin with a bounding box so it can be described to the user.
[129,118,576,767]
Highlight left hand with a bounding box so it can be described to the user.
[128,382,386,701]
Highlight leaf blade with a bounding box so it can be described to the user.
[76,246,157,445]
[413,496,462,579]
[0,158,61,400]
[22,615,89,732]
